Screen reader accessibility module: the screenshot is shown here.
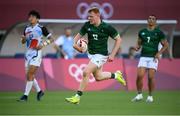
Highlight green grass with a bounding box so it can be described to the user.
[0,91,180,115]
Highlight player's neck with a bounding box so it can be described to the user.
[65,35,70,37]
[147,25,156,31]
[94,19,101,27]
[30,22,38,27]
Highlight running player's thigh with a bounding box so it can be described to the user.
[83,61,98,75]
[137,67,146,78]
[148,68,156,79]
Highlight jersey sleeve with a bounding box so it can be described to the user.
[42,26,52,38]
[79,22,88,36]
[108,25,119,39]
[23,26,27,36]
[138,30,143,39]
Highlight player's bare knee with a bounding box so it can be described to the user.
[27,75,34,81]
[83,70,90,78]
[92,73,101,81]
[137,75,143,81]
[148,76,154,82]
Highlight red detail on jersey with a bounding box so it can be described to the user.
[29,39,38,48]
[25,31,32,35]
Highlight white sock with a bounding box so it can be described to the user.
[75,94,80,98]
[148,96,153,98]
[24,81,33,96]
[114,73,118,79]
[138,93,143,96]
[33,79,41,93]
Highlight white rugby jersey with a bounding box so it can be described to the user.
[23,23,51,60]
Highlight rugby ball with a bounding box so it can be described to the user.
[77,39,88,53]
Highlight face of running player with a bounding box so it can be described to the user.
[147,15,157,27]
[28,15,39,25]
[88,12,100,25]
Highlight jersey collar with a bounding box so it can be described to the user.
[30,23,39,28]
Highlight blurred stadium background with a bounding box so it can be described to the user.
[0,0,180,115]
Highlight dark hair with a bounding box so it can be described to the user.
[149,14,157,20]
[28,10,40,19]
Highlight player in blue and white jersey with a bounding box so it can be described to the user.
[18,10,54,102]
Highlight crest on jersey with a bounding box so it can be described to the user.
[142,32,145,35]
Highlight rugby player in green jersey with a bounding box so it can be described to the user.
[65,7,126,104]
[132,15,169,102]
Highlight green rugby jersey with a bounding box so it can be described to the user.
[79,21,119,55]
[138,27,166,57]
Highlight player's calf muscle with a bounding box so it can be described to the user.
[94,77,101,81]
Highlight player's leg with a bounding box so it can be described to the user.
[146,58,158,102]
[146,68,156,102]
[137,67,146,94]
[33,78,41,93]
[18,65,38,101]
[65,61,97,104]
[93,66,126,85]
[33,77,44,101]
[132,57,147,102]
[93,66,110,81]
[30,53,44,101]
[132,67,146,102]
[78,61,97,92]
[25,68,41,93]
[91,54,126,84]
[24,62,41,94]
[25,65,38,94]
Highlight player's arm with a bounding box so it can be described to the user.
[155,39,169,59]
[21,35,26,44]
[108,25,121,62]
[37,26,54,50]
[73,33,83,53]
[73,22,87,53]
[155,31,169,59]
[133,38,142,51]
[108,35,122,62]
[21,27,26,44]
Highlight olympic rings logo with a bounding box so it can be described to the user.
[68,64,95,83]
[76,2,114,19]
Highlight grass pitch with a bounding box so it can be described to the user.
[0,91,179,115]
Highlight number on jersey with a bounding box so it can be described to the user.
[147,37,151,43]
[93,34,98,40]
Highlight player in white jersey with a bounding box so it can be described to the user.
[18,10,54,102]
